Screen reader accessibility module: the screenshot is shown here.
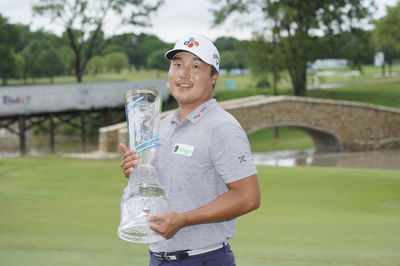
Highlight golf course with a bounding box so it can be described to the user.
[1,69,400,265]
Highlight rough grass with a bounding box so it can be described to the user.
[1,157,399,265]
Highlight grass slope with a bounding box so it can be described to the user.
[1,157,399,265]
[248,127,314,153]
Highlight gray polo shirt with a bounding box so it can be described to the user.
[149,98,257,252]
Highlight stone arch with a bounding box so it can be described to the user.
[249,122,342,153]
[98,95,400,153]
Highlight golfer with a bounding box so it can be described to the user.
[120,34,260,266]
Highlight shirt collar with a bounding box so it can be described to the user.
[170,98,218,125]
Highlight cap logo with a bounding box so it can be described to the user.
[184,37,199,48]
[213,53,220,66]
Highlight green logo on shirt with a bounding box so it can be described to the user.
[173,143,194,157]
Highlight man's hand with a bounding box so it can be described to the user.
[148,212,185,239]
[119,143,140,178]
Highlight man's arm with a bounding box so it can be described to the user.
[148,174,261,239]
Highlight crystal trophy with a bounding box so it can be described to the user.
[118,88,168,243]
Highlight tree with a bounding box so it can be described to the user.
[318,29,375,70]
[21,40,46,82]
[105,52,129,73]
[214,37,239,51]
[0,15,19,85]
[32,0,164,82]
[129,33,170,70]
[338,29,374,73]
[248,35,285,94]
[58,45,75,75]
[147,49,170,77]
[212,0,375,96]
[39,47,65,83]
[86,55,106,76]
[219,51,237,74]
[214,37,251,72]
[373,2,400,76]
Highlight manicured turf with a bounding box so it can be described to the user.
[1,157,399,265]
[214,77,400,109]
[248,127,313,152]
[307,78,400,109]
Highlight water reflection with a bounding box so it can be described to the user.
[253,149,400,170]
[2,134,400,171]
[0,134,99,158]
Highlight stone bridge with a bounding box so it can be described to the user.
[98,95,400,153]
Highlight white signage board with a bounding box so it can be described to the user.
[0,80,169,117]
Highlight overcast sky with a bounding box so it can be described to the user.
[0,0,398,43]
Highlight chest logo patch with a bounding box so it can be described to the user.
[173,143,194,157]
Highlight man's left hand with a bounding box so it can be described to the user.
[148,212,185,239]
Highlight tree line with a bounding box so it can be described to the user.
[0,15,250,86]
[0,18,171,85]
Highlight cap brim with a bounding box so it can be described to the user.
[165,49,188,60]
[164,47,219,72]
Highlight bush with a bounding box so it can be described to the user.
[105,52,129,73]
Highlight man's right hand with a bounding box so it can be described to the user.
[119,143,140,178]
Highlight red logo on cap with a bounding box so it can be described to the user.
[184,37,199,48]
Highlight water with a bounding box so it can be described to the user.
[2,134,399,170]
[254,149,400,170]
[0,134,99,157]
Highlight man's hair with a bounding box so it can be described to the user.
[211,66,218,89]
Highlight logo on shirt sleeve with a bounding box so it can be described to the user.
[238,155,247,163]
[173,143,194,157]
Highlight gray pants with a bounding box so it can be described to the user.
[149,244,236,266]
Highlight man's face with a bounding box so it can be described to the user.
[168,51,219,107]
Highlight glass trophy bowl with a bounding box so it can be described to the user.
[118,88,168,243]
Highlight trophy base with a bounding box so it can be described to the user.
[118,219,164,243]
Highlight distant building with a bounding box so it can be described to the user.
[219,68,251,75]
[310,59,348,70]
[374,52,385,67]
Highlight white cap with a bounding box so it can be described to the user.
[165,34,220,72]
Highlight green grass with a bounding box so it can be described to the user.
[248,127,314,152]
[6,69,168,86]
[307,78,400,109]
[1,157,399,265]
[310,64,400,84]
[235,166,400,266]
[214,77,400,109]
[0,157,150,265]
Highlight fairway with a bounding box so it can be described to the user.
[0,157,399,265]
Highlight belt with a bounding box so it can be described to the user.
[152,241,228,261]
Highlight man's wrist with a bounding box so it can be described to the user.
[177,211,191,228]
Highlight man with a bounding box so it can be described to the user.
[119,34,260,265]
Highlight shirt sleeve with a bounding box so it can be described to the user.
[209,121,258,184]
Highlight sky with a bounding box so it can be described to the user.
[0,0,399,43]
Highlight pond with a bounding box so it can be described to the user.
[253,149,400,170]
[1,134,400,170]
